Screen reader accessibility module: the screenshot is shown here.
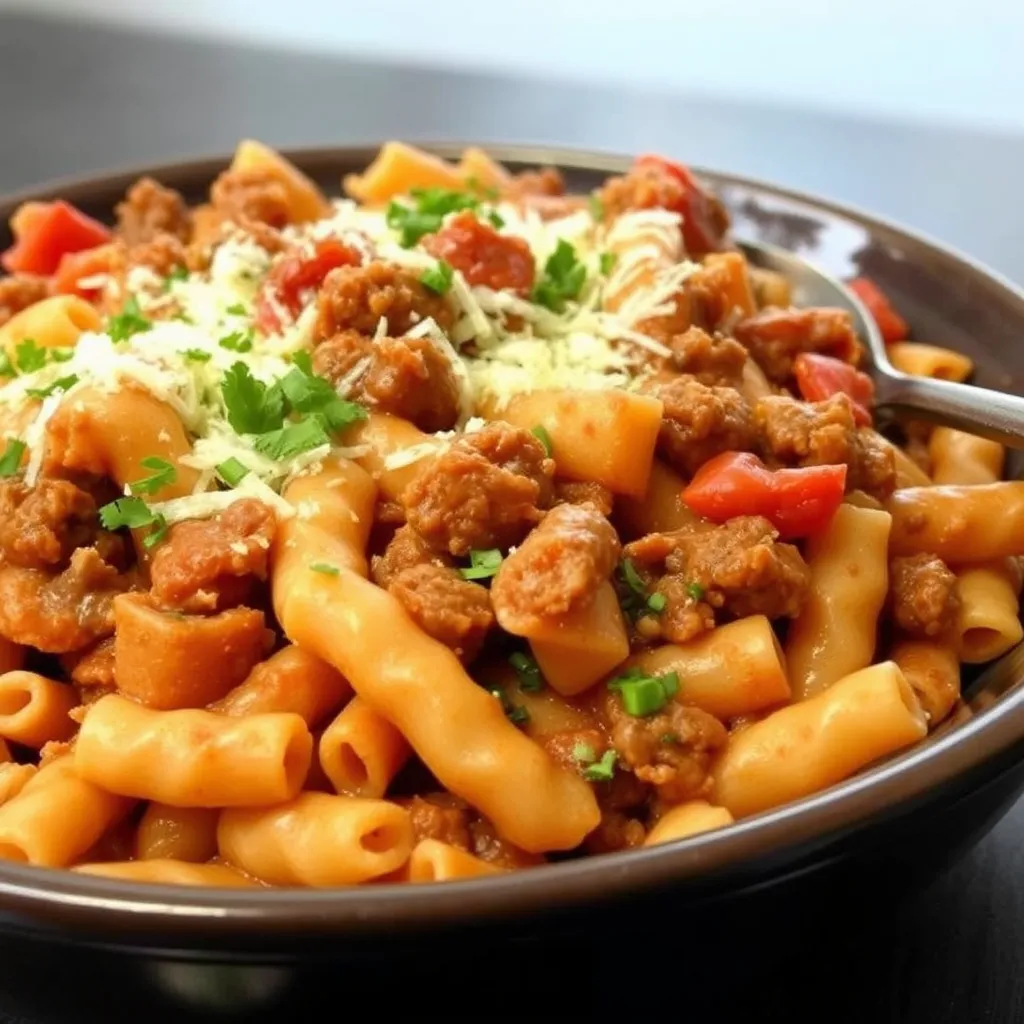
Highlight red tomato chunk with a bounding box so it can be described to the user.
[794,352,875,426]
[2,201,112,276]
[848,277,908,344]
[423,212,535,294]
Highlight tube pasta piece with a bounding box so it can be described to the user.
[483,389,663,498]
[407,839,505,882]
[888,483,1024,562]
[881,435,932,488]
[527,582,630,697]
[45,384,200,499]
[711,661,927,818]
[190,203,223,247]
[210,644,353,725]
[0,757,132,866]
[114,594,268,710]
[272,460,600,853]
[889,639,960,727]
[928,427,1003,486]
[786,505,892,700]
[955,559,1024,664]
[644,800,734,846]
[74,859,258,887]
[136,803,219,863]
[888,342,973,382]
[0,671,77,748]
[0,295,101,355]
[229,140,330,223]
[218,792,414,886]
[319,696,411,799]
[629,617,791,720]
[74,694,312,807]
[348,413,439,503]
[343,141,466,204]
[0,763,36,806]
[615,460,699,538]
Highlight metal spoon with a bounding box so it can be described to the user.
[739,239,1024,448]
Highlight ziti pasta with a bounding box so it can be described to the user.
[0,140,1010,887]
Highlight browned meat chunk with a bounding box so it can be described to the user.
[668,327,748,385]
[502,167,565,199]
[61,636,116,689]
[402,422,553,556]
[491,503,620,632]
[388,564,493,661]
[0,274,48,327]
[890,554,961,638]
[734,307,861,382]
[649,573,716,644]
[149,500,276,614]
[371,524,452,588]
[316,262,454,340]
[115,177,191,245]
[0,479,98,569]
[653,376,756,477]
[210,167,292,228]
[400,794,472,849]
[756,393,897,500]
[553,480,614,517]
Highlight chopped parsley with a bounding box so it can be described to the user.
[253,417,331,460]
[0,439,25,477]
[15,339,47,374]
[49,348,74,364]
[128,456,176,496]
[216,457,250,488]
[599,252,617,276]
[225,302,248,316]
[530,424,553,457]
[0,351,14,378]
[219,329,254,353]
[490,687,530,726]
[531,239,586,313]
[309,562,340,577]
[386,187,479,247]
[276,366,366,432]
[420,259,454,295]
[25,374,78,399]
[509,651,544,692]
[686,582,706,602]
[163,266,188,291]
[460,548,503,581]
[608,667,680,717]
[487,210,505,229]
[97,496,168,550]
[647,592,667,613]
[107,296,151,343]
[221,363,286,434]
[290,350,314,375]
[184,348,212,363]
[582,750,617,782]
[588,194,605,221]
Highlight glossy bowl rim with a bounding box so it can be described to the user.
[2,141,1023,939]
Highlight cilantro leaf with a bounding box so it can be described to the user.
[531,239,586,312]
[184,348,211,363]
[219,329,254,353]
[97,496,168,549]
[0,439,25,477]
[385,187,480,247]
[225,302,248,315]
[277,367,366,434]
[0,351,14,378]
[599,251,617,275]
[253,417,331,460]
[128,456,177,496]
[220,362,286,435]
[25,374,78,399]
[15,339,47,374]
[108,296,151,343]
[290,350,314,375]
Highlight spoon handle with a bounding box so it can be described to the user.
[879,373,1024,449]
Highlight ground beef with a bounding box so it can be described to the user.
[388,564,493,662]
[423,212,535,294]
[491,503,620,631]
[648,573,717,644]
[733,306,862,383]
[402,422,553,556]
[652,376,756,477]
[583,812,648,855]
[0,478,99,569]
[0,274,48,327]
[468,816,545,869]
[371,524,452,588]
[756,393,897,500]
[149,499,275,614]
[61,636,116,689]
[502,167,566,199]
[210,167,292,228]
[315,262,455,341]
[0,548,132,653]
[115,177,191,245]
[667,327,748,385]
[553,480,614,517]
[400,794,472,848]
[602,690,727,801]
[890,554,961,638]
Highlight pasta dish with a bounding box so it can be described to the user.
[0,140,1014,888]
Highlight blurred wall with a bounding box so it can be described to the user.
[6,0,1021,133]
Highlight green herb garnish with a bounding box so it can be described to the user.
[108,296,151,343]
[0,439,25,477]
[215,457,250,488]
[14,339,47,373]
[25,374,78,399]
[128,456,176,496]
[530,424,553,457]
[509,651,544,692]
[386,187,480,247]
[531,239,586,313]
[582,750,617,782]
[310,562,340,577]
[420,259,454,295]
[97,496,168,549]
[608,668,680,717]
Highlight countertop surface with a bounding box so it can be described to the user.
[0,11,1022,1022]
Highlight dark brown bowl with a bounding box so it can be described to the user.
[1,144,1024,1009]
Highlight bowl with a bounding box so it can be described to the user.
[1,143,1024,1011]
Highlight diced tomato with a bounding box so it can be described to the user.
[254,238,362,334]
[848,277,908,344]
[52,243,118,300]
[422,211,535,294]
[794,352,875,426]
[682,451,847,539]
[2,200,112,276]
[632,154,727,257]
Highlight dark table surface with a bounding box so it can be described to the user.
[0,11,1022,1022]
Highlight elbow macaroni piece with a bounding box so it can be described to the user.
[712,662,927,817]
[319,696,411,799]
[928,427,1003,486]
[349,413,440,503]
[888,341,974,382]
[889,639,960,727]
[136,803,220,863]
[955,559,1024,664]
[0,671,77,748]
[0,295,101,355]
[218,792,414,886]
[75,694,312,807]
[406,839,504,882]
[614,459,699,538]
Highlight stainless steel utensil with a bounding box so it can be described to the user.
[740,239,1024,448]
